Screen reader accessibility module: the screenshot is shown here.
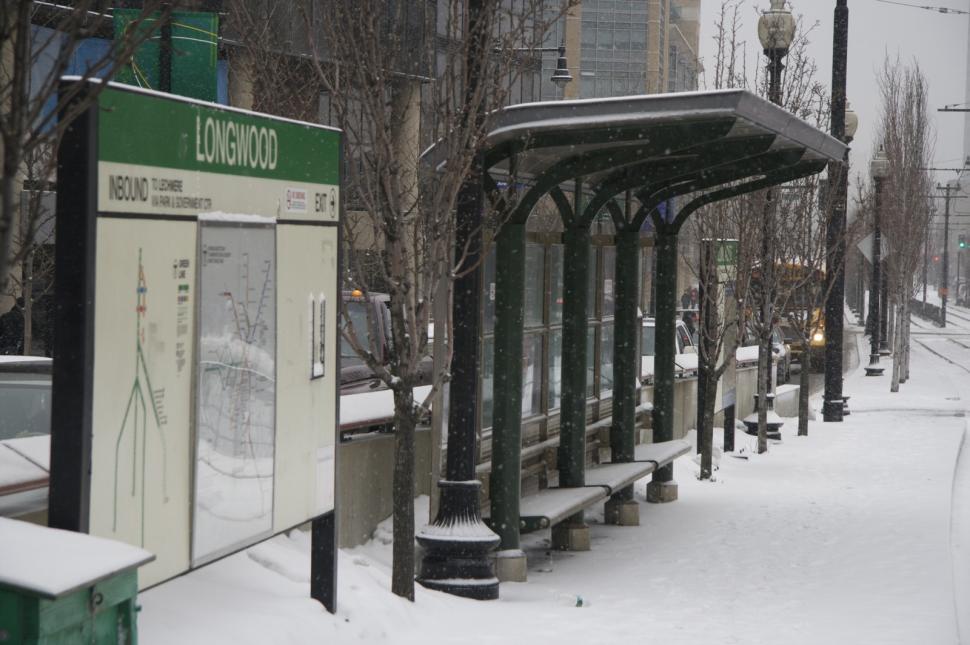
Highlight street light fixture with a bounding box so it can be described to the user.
[758,0,796,104]
[549,44,573,90]
[866,145,888,376]
[501,42,573,95]
[844,101,859,141]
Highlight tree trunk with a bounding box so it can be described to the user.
[890,290,902,393]
[391,386,417,601]
[22,245,32,354]
[903,299,913,383]
[757,328,769,454]
[699,367,717,480]
[798,339,810,436]
[0,169,18,298]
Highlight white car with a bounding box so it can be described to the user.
[0,356,52,522]
[640,317,697,383]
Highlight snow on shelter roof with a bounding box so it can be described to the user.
[422,89,846,188]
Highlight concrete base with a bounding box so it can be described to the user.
[604,497,640,526]
[646,480,679,504]
[551,522,591,551]
[597,446,612,464]
[494,549,527,583]
[864,366,885,376]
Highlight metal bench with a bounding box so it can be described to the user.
[515,439,692,534]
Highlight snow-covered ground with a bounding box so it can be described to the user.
[140,323,969,644]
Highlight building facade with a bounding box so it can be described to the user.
[540,0,700,101]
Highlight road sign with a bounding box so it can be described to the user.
[856,232,890,264]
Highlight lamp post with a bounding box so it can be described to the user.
[756,0,794,418]
[866,145,888,376]
[417,24,573,598]
[823,0,850,422]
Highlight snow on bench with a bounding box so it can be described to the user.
[585,439,691,495]
[509,439,692,534]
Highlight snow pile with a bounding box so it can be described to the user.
[140,337,967,644]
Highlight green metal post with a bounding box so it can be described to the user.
[489,222,526,550]
[610,230,640,473]
[651,228,678,482]
[558,225,590,488]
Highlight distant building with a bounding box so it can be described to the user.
[539,0,701,102]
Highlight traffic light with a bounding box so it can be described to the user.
[960,234,967,249]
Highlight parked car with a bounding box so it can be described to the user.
[0,356,52,522]
[641,317,697,382]
[340,289,433,398]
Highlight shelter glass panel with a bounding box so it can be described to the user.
[548,244,564,325]
[548,329,562,411]
[600,322,614,394]
[483,248,496,333]
[602,246,616,317]
[521,333,543,418]
[481,335,494,430]
[525,243,545,327]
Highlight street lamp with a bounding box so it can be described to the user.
[758,0,796,104]
[866,145,888,376]
[823,0,850,423]
[753,0,794,436]
[417,30,573,602]
[549,44,573,91]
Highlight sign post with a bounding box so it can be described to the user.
[50,80,341,611]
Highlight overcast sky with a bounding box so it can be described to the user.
[697,0,969,196]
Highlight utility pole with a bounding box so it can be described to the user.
[933,183,967,326]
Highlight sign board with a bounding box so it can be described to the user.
[50,81,341,599]
[113,10,219,101]
[856,232,890,264]
[702,239,738,412]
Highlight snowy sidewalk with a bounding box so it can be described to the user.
[140,336,966,644]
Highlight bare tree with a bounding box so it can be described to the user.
[299,0,569,600]
[877,57,934,392]
[692,4,842,463]
[0,2,175,307]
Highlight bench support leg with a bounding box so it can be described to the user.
[646,478,679,504]
[494,549,527,583]
[552,515,591,551]
[605,496,639,526]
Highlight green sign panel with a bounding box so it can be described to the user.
[98,87,340,185]
[113,10,219,102]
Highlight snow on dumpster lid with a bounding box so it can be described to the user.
[0,518,154,599]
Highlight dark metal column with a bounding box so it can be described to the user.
[489,223,526,551]
[880,261,890,352]
[942,186,952,327]
[610,229,641,472]
[651,227,678,482]
[823,0,849,422]
[559,220,590,489]
[416,147,499,599]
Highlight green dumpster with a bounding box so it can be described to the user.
[0,518,154,644]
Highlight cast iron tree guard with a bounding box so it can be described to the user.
[866,146,888,376]
[823,0,850,422]
[416,0,500,600]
